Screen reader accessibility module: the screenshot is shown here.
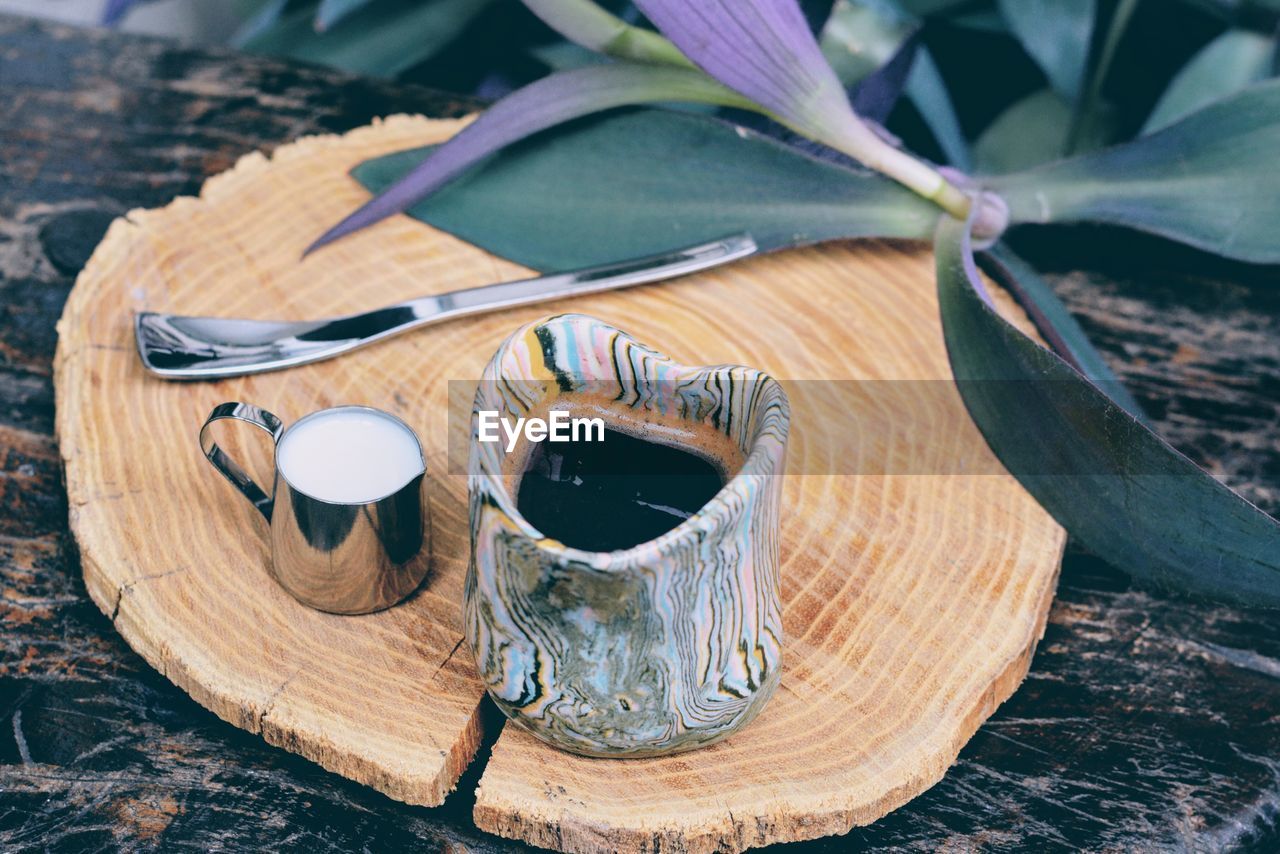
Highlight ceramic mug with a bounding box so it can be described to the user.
[465,314,790,757]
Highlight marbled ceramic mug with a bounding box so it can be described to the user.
[465,314,790,757]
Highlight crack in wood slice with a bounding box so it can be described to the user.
[53,114,1064,848]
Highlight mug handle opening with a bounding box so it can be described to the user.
[199,402,284,521]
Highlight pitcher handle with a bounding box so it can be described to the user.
[200,402,284,521]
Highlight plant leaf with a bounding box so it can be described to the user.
[350,109,939,271]
[242,0,493,78]
[905,47,971,169]
[997,0,1095,100]
[632,0,973,220]
[102,0,143,26]
[521,0,692,67]
[307,63,761,253]
[978,244,1146,421]
[936,215,1280,608]
[819,2,969,167]
[820,0,915,87]
[896,0,969,14]
[818,0,919,123]
[631,0,863,143]
[975,90,1073,174]
[1143,28,1276,134]
[529,40,611,71]
[990,80,1280,263]
[230,0,290,48]
[974,88,1115,173]
[851,31,920,122]
[1066,0,1137,153]
[315,0,377,32]
[800,0,841,33]
[945,8,1008,32]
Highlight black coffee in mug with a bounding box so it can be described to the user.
[517,425,732,552]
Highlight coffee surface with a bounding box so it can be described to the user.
[516,427,729,552]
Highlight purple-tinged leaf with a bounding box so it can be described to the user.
[722,4,920,158]
[632,0,859,141]
[937,214,1280,607]
[819,2,918,121]
[850,30,920,122]
[305,63,752,254]
[102,0,144,26]
[631,0,971,218]
[351,108,939,270]
[819,1,970,168]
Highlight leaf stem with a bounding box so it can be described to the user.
[819,115,973,221]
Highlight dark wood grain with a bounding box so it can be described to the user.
[1,14,1278,852]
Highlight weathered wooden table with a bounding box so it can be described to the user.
[2,14,1278,851]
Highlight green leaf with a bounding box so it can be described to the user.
[979,244,1146,421]
[229,0,289,48]
[945,8,1008,31]
[523,0,692,68]
[896,0,968,14]
[351,109,939,271]
[242,0,493,78]
[315,0,377,31]
[990,80,1280,262]
[997,0,1095,99]
[820,0,914,85]
[974,89,1113,173]
[529,40,610,71]
[310,63,761,253]
[936,215,1280,608]
[1066,0,1137,154]
[1143,29,1275,134]
[975,90,1073,174]
[905,47,971,169]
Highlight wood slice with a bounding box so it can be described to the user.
[54,115,1064,849]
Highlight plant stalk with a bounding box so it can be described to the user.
[818,114,974,222]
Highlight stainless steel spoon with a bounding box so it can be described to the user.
[134,234,757,380]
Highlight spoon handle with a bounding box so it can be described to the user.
[135,234,758,380]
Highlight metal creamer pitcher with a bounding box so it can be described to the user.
[199,402,431,615]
